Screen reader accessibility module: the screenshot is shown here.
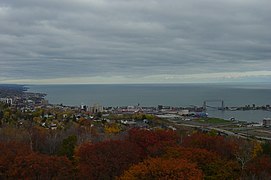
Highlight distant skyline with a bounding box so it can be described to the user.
[1,0,271,84]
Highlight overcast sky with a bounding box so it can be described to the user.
[0,0,271,84]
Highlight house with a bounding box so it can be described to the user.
[50,123,57,130]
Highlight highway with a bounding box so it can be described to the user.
[176,123,265,141]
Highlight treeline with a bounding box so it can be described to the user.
[1,127,271,179]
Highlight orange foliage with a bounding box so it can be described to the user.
[118,157,203,180]
[164,147,220,167]
[164,147,240,179]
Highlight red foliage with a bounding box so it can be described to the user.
[0,141,32,178]
[182,133,237,158]
[246,155,271,179]
[127,128,180,156]
[10,153,74,179]
[76,140,144,179]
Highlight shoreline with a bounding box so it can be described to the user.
[1,84,270,123]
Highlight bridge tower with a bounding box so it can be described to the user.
[203,99,225,111]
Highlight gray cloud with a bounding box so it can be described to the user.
[0,0,271,83]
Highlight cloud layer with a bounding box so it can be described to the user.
[1,0,271,83]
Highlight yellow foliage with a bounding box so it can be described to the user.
[33,117,42,123]
[3,111,10,119]
[252,141,263,158]
[104,123,121,134]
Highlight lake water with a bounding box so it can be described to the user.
[27,83,271,122]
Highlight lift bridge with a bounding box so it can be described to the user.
[203,99,225,111]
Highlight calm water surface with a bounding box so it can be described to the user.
[27,83,271,122]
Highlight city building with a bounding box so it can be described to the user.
[0,98,13,105]
[178,109,189,116]
[80,104,87,111]
[89,103,103,114]
[263,118,271,127]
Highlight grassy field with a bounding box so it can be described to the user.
[195,117,231,124]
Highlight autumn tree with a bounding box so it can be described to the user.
[234,140,262,172]
[22,117,36,151]
[29,126,48,153]
[245,155,271,179]
[104,123,121,134]
[44,130,63,154]
[10,153,74,179]
[0,126,29,143]
[164,147,240,179]
[75,140,144,179]
[0,142,32,178]
[118,157,203,180]
[127,128,180,156]
[182,133,237,159]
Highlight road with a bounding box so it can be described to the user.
[176,123,264,141]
